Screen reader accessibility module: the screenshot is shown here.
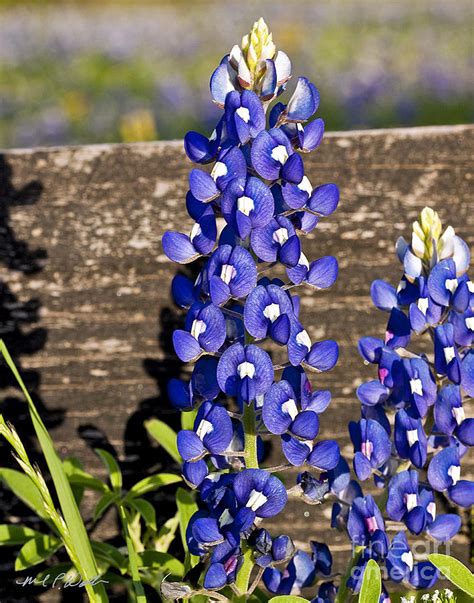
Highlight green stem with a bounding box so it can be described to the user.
[242,401,259,469]
[119,505,147,603]
[335,546,364,603]
[234,545,254,602]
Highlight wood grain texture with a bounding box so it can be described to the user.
[0,125,473,599]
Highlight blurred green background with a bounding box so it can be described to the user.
[0,0,472,148]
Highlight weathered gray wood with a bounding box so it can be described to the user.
[0,125,473,597]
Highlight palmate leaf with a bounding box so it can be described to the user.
[0,341,108,603]
[93,491,121,522]
[428,553,474,597]
[0,468,49,521]
[0,524,45,546]
[359,559,381,603]
[15,535,62,571]
[145,419,180,463]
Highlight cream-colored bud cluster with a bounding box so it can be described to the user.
[241,17,276,73]
[411,206,456,264]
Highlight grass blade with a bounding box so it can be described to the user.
[0,340,108,602]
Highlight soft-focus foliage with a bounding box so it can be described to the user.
[1,0,472,147]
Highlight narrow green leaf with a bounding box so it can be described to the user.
[0,341,107,602]
[91,541,128,574]
[128,473,181,498]
[95,448,122,492]
[176,487,199,568]
[0,468,49,521]
[145,419,180,463]
[140,550,184,577]
[126,497,156,531]
[359,559,381,603]
[64,459,109,494]
[63,457,85,505]
[428,553,474,597]
[119,505,147,603]
[0,524,44,546]
[181,408,197,431]
[93,491,120,522]
[15,535,62,571]
[155,512,180,553]
[269,597,310,603]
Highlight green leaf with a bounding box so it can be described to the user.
[176,487,199,569]
[428,553,474,597]
[93,491,120,522]
[64,459,109,494]
[145,419,180,463]
[63,457,85,505]
[181,408,197,431]
[128,473,181,498]
[91,541,128,574]
[0,341,107,602]
[0,468,49,521]
[126,497,156,531]
[0,524,45,546]
[140,550,184,577]
[268,597,310,603]
[359,559,381,603]
[15,535,62,571]
[95,448,122,492]
[155,512,179,553]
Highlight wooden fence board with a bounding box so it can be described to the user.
[0,125,473,600]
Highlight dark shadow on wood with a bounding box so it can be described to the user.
[0,155,65,603]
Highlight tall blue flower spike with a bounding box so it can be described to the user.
[332,207,472,599]
[162,17,341,599]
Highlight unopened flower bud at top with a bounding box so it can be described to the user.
[411,206,459,267]
[241,18,276,74]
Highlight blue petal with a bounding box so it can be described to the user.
[305,340,339,372]
[308,440,340,470]
[299,118,324,152]
[162,231,199,264]
[461,349,474,396]
[184,130,216,164]
[210,58,236,106]
[427,446,460,491]
[281,434,310,465]
[291,411,319,440]
[171,274,196,308]
[307,183,339,216]
[306,256,338,289]
[370,280,398,311]
[177,430,205,462]
[261,59,277,100]
[357,337,383,363]
[281,153,304,184]
[203,563,228,589]
[427,259,456,306]
[448,480,474,507]
[426,514,461,542]
[182,460,208,487]
[286,77,318,122]
[409,562,438,589]
[173,330,202,362]
[189,169,218,202]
